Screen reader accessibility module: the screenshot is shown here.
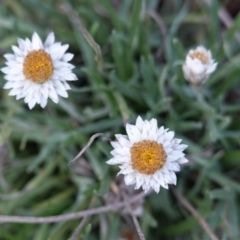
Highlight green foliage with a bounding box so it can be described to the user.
[0,0,240,239]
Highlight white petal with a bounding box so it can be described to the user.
[124,173,136,185]
[44,32,55,47]
[106,157,128,165]
[140,123,148,140]
[168,150,185,158]
[28,98,37,109]
[149,118,157,129]
[115,135,131,148]
[24,93,33,103]
[112,147,130,157]
[169,172,177,185]
[62,81,71,90]
[135,116,144,130]
[148,125,158,141]
[17,38,25,50]
[142,183,151,193]
[47,43,62,59]
[174,144,188,151]
[4,74,25,82]
[4,81,24,89]
[1,67,11,74]
[166,162,180,172]
[12,46,24,57]
[62,53,74,62]
[63,73,78,81]
[56,88,68,98]
[111,141,122,149]
[144,120,152,135]
[177,157,188,164]
[32,32,43,50]
[206,62,217,74]
[40,96,47,108]
[135,175,144,189]
[57,44,69,60]
[4,54,15,60]
[150,178,160,193]
[40,82,49,99]
[167,155,179,162]
[16,92,24,100]
[24,38,32,51]
[3,82,15,89]
[119,166,134,174]
[9,88,21,96]
[126,124,141,143]
[49,88,59,103]
[165,131,175,142]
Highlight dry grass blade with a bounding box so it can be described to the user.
[68,217,89,240]
[123,192,146,240]
[69,133,107,165]
[68,197,96,240]
[202,0,240,44]
[59,4,104,73]
[146,10,167,40]
[172,187,219,240]
[0,191,146,224]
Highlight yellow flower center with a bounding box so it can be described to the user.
[190,51,208,64]
[23,49,53,84]
[130,140,166,175]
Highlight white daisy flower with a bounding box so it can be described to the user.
[182,46,217,86]
[107,116,188,193]
[1,32,77,109]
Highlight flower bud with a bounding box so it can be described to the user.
[182,46,217,86]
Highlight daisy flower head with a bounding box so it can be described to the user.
[1,32,77,109]
[182,46,217,86]
[107,116,188,193]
